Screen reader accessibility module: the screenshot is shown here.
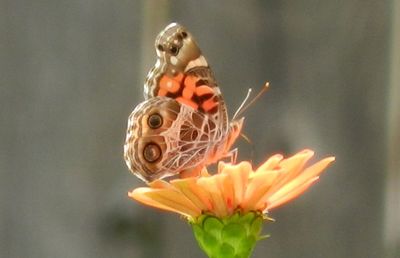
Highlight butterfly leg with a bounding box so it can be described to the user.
[226,148,238,164]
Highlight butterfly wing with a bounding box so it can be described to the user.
[124,96,228,182]
[144,23,229,132]
[125,23,243,182]
[144,22,202,99]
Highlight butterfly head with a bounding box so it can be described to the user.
[155,23,202,72]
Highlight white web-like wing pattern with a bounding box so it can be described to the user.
[160,103,227,172]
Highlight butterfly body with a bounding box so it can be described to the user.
[124,23,243,182]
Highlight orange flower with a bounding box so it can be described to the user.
[129,149,335,220]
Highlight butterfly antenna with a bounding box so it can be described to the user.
[233,82,270,119]
[233,88,252,120]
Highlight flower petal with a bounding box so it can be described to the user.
[279,149,314,179]
[216,173,235,213]
[268,157,335,203]
[148,179,174,189]
[197,176,228,217]
[256,154,283,173]
[266,177,319,210]
[129,187,201,218]
[243,170,281,211]
[224,162,251,207]
[171,178,212,211]
[265,150,315,195]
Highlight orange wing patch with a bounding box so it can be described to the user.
[158,73,219,113]
[195,85,214,96]
[195,85,219,112]
[159,73,185,96]
[176,97,199,110]
[201,97,218,112]
[182,75,197,99]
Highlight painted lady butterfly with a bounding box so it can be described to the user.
[124,23,244,182]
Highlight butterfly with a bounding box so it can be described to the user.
[124,23,244,182]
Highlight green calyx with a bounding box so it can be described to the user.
[190,211,271,258]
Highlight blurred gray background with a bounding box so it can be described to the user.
[1,0,399,257]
